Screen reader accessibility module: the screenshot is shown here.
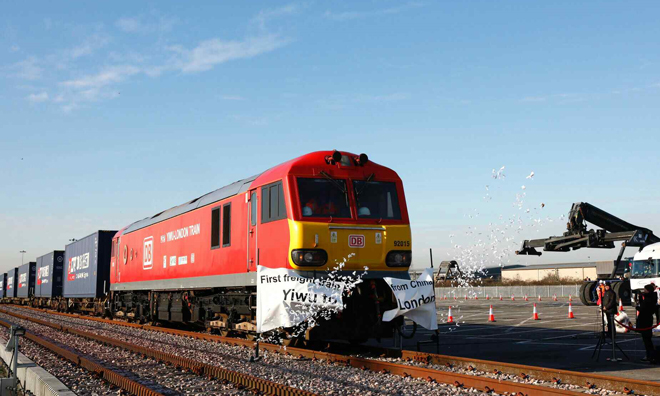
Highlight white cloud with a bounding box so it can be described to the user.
[174,34,289,73]
[69,34,111,59]
[10,45,20,52]
[115,15,178,34]
[324,2,425,21]
[60,65,140,89]
[252,4,300,30]
[116,17,141,33]
[26,92,49,103]
[8,57,43,80]
[219,95,246,101]
[521,96,546,102]
[356,92,411,102]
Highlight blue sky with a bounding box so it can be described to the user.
[2,1,660,273]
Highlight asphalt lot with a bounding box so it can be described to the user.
[386,298,660,382]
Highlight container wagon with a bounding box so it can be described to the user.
[17,262,36,301]
[63,231,115,313]
[6,269,18,299]
[0,273,5,299]
[34,251,64,308]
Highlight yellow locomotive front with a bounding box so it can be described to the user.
[285,151,412,341]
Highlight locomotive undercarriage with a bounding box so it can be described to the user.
[5,278,402,344]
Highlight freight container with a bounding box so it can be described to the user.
[63,231,116,298]
[17,262,36,298]
[6,268,18,298]
[36,251,64,298]
[0,273,6,298]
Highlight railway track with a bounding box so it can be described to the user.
[0,307,318,396]
[2,305,647,396]
[0,316,165,396]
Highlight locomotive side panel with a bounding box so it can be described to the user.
[113,193,254,291]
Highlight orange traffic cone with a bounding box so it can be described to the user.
[568,302,575,319]
[465,295,468,300]
[511,295,515,301]
[524,295,529,301]
[553,294,557,301]
[569,295,572,302]
[454,296,457,300]
[486,295,490,300]
[447,306,455,324]
[499,295,503,301]
[475,295,478,300]
[538,295,542,302]
[619,298,624,312]
[532,303,540,320]
[488,305,496,322]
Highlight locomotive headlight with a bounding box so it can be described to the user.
[386,250,412,267]
[291,249,328,266]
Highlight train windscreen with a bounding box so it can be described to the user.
[353,181,401,220]
[298,178,351,218]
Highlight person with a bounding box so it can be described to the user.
[597,280,605,307]
[654,283,660,326]
[637,284,658,363]
[601,282,617,339]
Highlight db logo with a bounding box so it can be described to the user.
[348,234,365,248]
[143,237,153,270]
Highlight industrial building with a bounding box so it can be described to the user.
[500,261,626,282]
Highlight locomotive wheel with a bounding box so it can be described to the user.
[281,336,302,348]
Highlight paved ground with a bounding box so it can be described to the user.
[378,298,660,382]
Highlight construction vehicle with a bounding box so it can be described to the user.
[435,260,462,282]
[516,202,660,306]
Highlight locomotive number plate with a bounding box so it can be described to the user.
[348,234,365,248]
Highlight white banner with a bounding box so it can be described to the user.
[382,268,438,330]
[256,265,345,333]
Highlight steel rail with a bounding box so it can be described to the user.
[0,308,317,396]
[0,317,164,396]
[25,306,659,395]
[2,306,612,396]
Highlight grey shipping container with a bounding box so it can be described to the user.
[6,268,18,298]
[63,230,116,298]
[0,273,6,298]
[17,262,36,298]
[36,251,64,298]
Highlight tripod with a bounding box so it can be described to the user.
[592,309,628,362]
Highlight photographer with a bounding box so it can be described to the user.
[638,284,658,363]
[601,282,617,339]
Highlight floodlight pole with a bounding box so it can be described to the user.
[19,251,26,266]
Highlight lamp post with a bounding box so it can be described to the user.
[19,250,26,265]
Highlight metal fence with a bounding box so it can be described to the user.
[434,284,581,299]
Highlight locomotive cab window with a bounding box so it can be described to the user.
[211,207,221,249]
[262,181,287,223]
[251,192,257,226]
[353,181,401,220]
[222,203,231,247]
[298,178,351,218]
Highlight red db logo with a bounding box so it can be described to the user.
[348,234,365,248]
